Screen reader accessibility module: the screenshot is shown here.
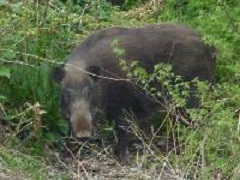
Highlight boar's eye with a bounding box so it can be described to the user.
[60,89,73,119]
[62,89,73,104]
[82,86,93,99]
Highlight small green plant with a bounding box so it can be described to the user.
[111,36,240,177]
[118,59,240,178]
[0,145,69,179]
[0,66,11,102]
[0,0,75,145]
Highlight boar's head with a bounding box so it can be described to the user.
[53,63,101,138]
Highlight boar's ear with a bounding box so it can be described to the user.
[52,66,66,84]
[87,65,102,80]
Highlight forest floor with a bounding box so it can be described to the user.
[0,123,186,180]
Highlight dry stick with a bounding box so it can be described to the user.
[0,51,157,102]
[183,144,203,178]
[78,3,88,31]
[1,49,174,143]
[158,124,202,179]
[238,112,240,143]
[149,118,167,149]
[0,50,165,107]
[54,152,69,171]
[67,63,131,82]
[158,160,167,179]
[220,0,239,33]
[200,139,206,179]
[63,142,89,178]
[0,58,35,67]
[147,105,179,152]
[124,112,158,157]
[0,103,6,116]
[0,50,131,82]
[43,0,51,23]
[48,1,65,13]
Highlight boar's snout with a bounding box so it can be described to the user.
[70,100,92,138]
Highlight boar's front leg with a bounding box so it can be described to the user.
[114,116,135,164]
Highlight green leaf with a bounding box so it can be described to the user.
[0,95,7,101]
[10,2,22,13]
[3,50,16,59]
[130,61,139,68]
[0,66,11,78]
[0,0,7,6]
[4,114,19,121]
[127,72,132,78]
[119,59,127,67]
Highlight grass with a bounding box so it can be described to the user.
[0,145,68,180]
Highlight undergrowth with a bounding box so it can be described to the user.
[0,0,240,179]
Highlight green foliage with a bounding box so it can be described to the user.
[0,0,78,144]
[111,39,126,57]
[119,59,191,107]
[61,0,146,10]
[0,0,125,145]
[160,0,240,81]
[118,58,240,178]
[58,0,116,22]
[0,66,10,103]
[152,0,240,177]
[0,67,10,84]
[110,7,240,172]
[121,0,146,10]
[0,145,68,179]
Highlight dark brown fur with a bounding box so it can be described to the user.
[53,23,216,161]
[107,0,125,5]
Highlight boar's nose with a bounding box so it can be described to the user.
[75,130,91,138]
[70,113,92,138]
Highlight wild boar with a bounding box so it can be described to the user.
[53,23,216,160]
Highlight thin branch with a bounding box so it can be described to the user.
[0,58,35,67]
[220,0,239,33]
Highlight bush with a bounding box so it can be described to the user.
[0,0,78,144]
